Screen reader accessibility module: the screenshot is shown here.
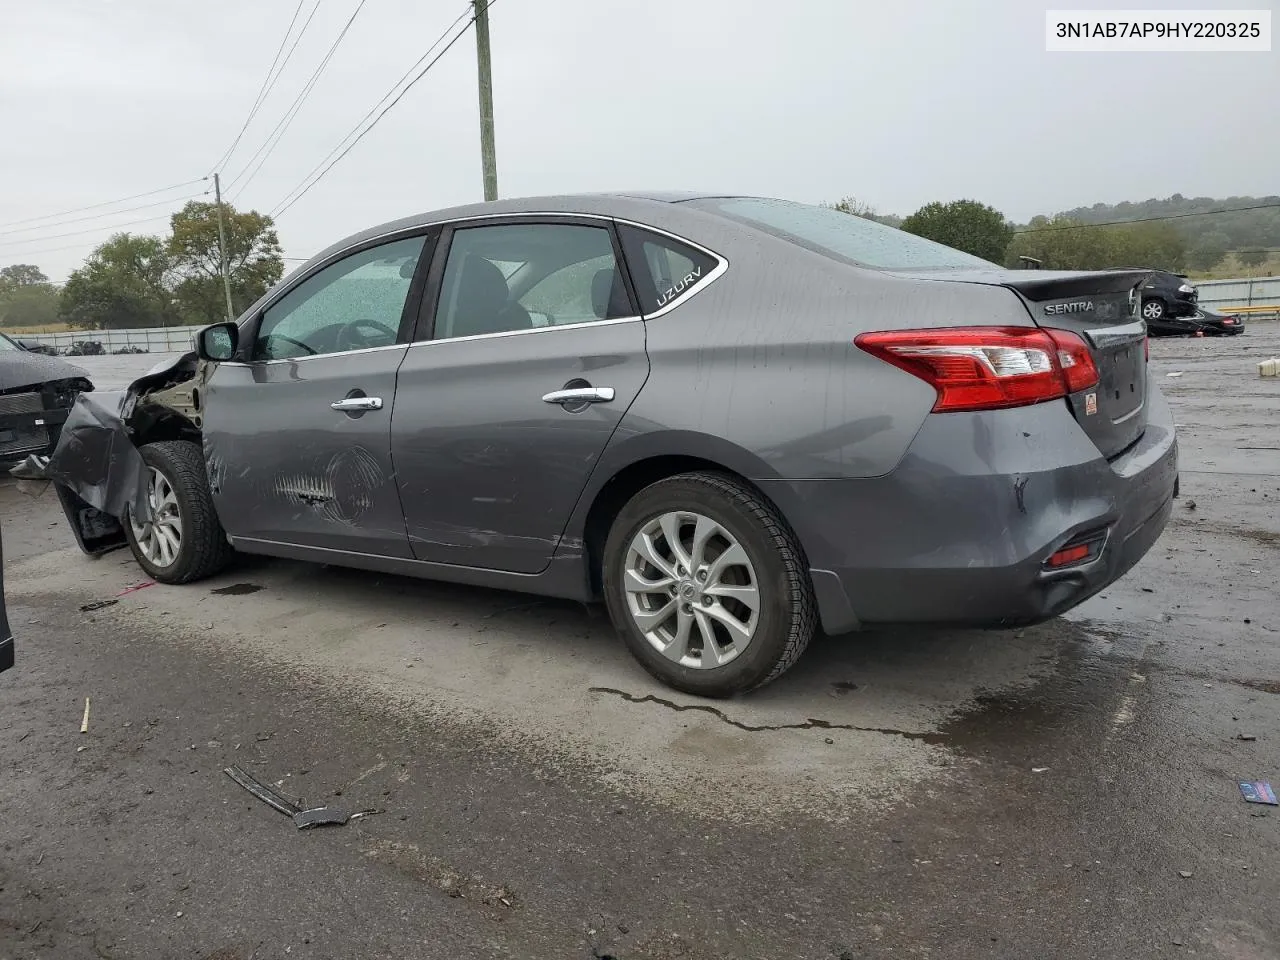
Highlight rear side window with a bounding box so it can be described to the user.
[618,224,719,315]
[691,197,996,270]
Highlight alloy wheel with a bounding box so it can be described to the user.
[623,511,760,669]
[129,467,183,568]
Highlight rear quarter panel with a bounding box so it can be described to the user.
[614,209,1036,481]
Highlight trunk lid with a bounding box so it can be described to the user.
[894,267,1152,459]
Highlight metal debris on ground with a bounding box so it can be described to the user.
[1238,781,1278,805]
[79,598,119,612]
[224,764,303,816]
[1236,733,1258,742]
[223,764,384,830]
[80,697,90,734]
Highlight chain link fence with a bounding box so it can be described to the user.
[17,325,204,356]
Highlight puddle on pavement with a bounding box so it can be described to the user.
[926,620,1138,760]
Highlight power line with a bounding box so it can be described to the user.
[209,0,314,175]
[273,10,478,220]
[1015,201,1280,235]
[0,214,185,259]
[0,201,207,251]
[0,192,208,239]
[269,5,473,218]
[225,0,370,202]
[0,178,207,230]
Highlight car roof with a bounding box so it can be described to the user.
[309,191,762,263]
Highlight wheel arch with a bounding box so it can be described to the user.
[129,402,202,448]
[575,430,803,597]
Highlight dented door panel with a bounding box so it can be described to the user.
[203,349,413,557]
[391,321,650,574]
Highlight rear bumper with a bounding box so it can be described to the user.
[761,385,1179,634]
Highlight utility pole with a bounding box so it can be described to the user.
[473,0,498,201]
[213,172,235,322]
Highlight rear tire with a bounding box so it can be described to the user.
[124,440,233,584]
[602,472,817,698]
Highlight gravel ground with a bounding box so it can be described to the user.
[1,327,1278,959]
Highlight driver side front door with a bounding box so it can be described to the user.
[203,232,432,560]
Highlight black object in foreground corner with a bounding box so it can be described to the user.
[0,522,13,674]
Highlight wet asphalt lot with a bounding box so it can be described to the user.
[1,330,1278,959]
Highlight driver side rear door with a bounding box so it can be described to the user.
[203,229,434,560]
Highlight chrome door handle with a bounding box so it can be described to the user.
[330,396,383,411]
[541,387,615,405]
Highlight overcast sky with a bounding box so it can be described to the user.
[1,0,1276,280]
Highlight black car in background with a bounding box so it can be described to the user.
[1147,305,1246,337]
[0,332,92,468]
[1136,270,1198,322]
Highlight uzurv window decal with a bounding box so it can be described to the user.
[654,265,704,310]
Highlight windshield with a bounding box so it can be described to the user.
[0,332,20,352]
[691,197,998,270]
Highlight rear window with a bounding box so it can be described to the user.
[691,197,996,270]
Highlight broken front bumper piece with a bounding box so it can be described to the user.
[9,390,152,555]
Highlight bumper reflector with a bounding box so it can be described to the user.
[1047,544,1091,568]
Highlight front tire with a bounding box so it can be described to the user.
[1141,298,1166,321]
[124,440,233,584]
[602,472,817,698]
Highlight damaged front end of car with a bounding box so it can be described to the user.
[9,352,213,556]
[0,353,94,469]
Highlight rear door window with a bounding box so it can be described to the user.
[431,223,632,338]
[618,224,720,315]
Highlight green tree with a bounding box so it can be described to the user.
[1108,221,1186,271]
[826,197,903,228]
[0,263,60,329]
[1007,217,1111,270]
[1186,231,1231,272]
[901,200,1013,263]
[829,196,877,218]
[0,264,49,291]
[0,285,60,329]
[1006,217,1185,272]
[168,201,283,325]
[1237,248,1270,269]
[59,233,178,330]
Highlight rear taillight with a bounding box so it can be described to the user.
[1143,335,1150,360]
[855,327,1100,413]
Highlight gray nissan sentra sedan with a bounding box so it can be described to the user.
[44,192,1178,697]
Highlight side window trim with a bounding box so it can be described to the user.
[229,228,436,365]
[616,223,728,320]
[409,216,641,345]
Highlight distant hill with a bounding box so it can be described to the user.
[1052,193,1280,251]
